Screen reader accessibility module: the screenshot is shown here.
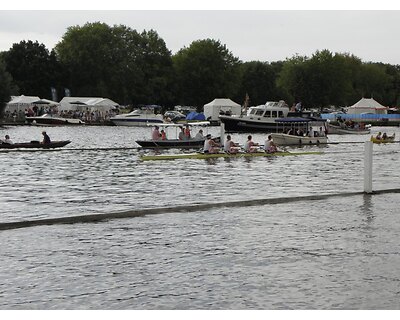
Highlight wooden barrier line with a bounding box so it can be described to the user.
[1,188,400,231]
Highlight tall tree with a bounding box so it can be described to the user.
[2,40,61,100]
[236,61,286,106]
[56,22,173,106]
[0,57,17,117]
[173,39,241,107]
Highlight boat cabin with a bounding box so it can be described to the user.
[246,101,289,119]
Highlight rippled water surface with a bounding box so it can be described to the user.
[0,124,399,309]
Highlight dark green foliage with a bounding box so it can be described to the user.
[55,22,174,106]
[2,23,400,110]
[172,39,241,107]
[0,56,18,118]
[2,40,63,100]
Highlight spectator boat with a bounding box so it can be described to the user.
[26,114,84,126]
[135,122,212,149]
[219,100,323,133]
[110,105,164,126]
[270,118,328,146]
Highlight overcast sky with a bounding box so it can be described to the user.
[1,3,400,64]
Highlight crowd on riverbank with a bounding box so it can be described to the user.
[1,107,119,125]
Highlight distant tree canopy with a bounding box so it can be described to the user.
[0,57,16,116]
[236,61,288,106]
[2,40,63,100]
[1,21,400,110]
[277,50,398,110]
[172,39,241,107]
[55,22,174,106]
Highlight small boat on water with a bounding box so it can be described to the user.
[110,105,164,126]
[26,114,85,126]
[270,117,328,146]
[135,121,213,149]
[0,140,71,149]
[327,123,370,135]
[140,150,323,161]
[370,134,396,144]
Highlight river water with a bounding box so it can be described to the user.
[0,124,399,309]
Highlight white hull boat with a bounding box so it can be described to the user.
[271,133,328,145]
[110,107,164,126]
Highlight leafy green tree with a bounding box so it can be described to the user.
[2,40,61,100]
[56,22,174,106]
[0,56,18,118]
[381,63,400,106]
[236,61,286,106]
[173,39,241,107]
[355,63,391,104]
[276,54,308,105]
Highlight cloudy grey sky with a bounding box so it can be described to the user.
[1,6,400,64]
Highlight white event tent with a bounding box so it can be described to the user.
[346,98,388,115]
[5,95,61,113]
[5,95,41,113]
[203,98,241,122]
[59,97,119,112]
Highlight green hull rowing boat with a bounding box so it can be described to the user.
[140,151,323,161]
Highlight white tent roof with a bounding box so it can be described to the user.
[349,98,387,110]
[59,97,119,111]
[204,98,241,108]
[8,95,41,105]
[32,98,60,106]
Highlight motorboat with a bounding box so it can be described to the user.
[219,100,322,133]
[0,140,71,149]
[327,122,371,135]
[270,117,328,146]
[110,105,164,126]
[26,114,84,126]
[135,122,211,149]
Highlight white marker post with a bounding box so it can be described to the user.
[364,141,373,193]
[220,121,225,145]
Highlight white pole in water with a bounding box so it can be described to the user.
[364,141,373,193]
[220,121,225,144]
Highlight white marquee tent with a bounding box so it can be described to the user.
[5,95,61,113]
[59,97,119,112]
[347,98,388,115]
[203,98,241,122]
[5,95,41,113]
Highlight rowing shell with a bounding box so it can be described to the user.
[140,151,323,161]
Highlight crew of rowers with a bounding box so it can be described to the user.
[150,125,279,154]
[374,131,395,140]
[204,134,278,154]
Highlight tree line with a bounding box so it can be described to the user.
[1,21,400,115]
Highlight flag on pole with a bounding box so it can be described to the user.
[51,87,58,102]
